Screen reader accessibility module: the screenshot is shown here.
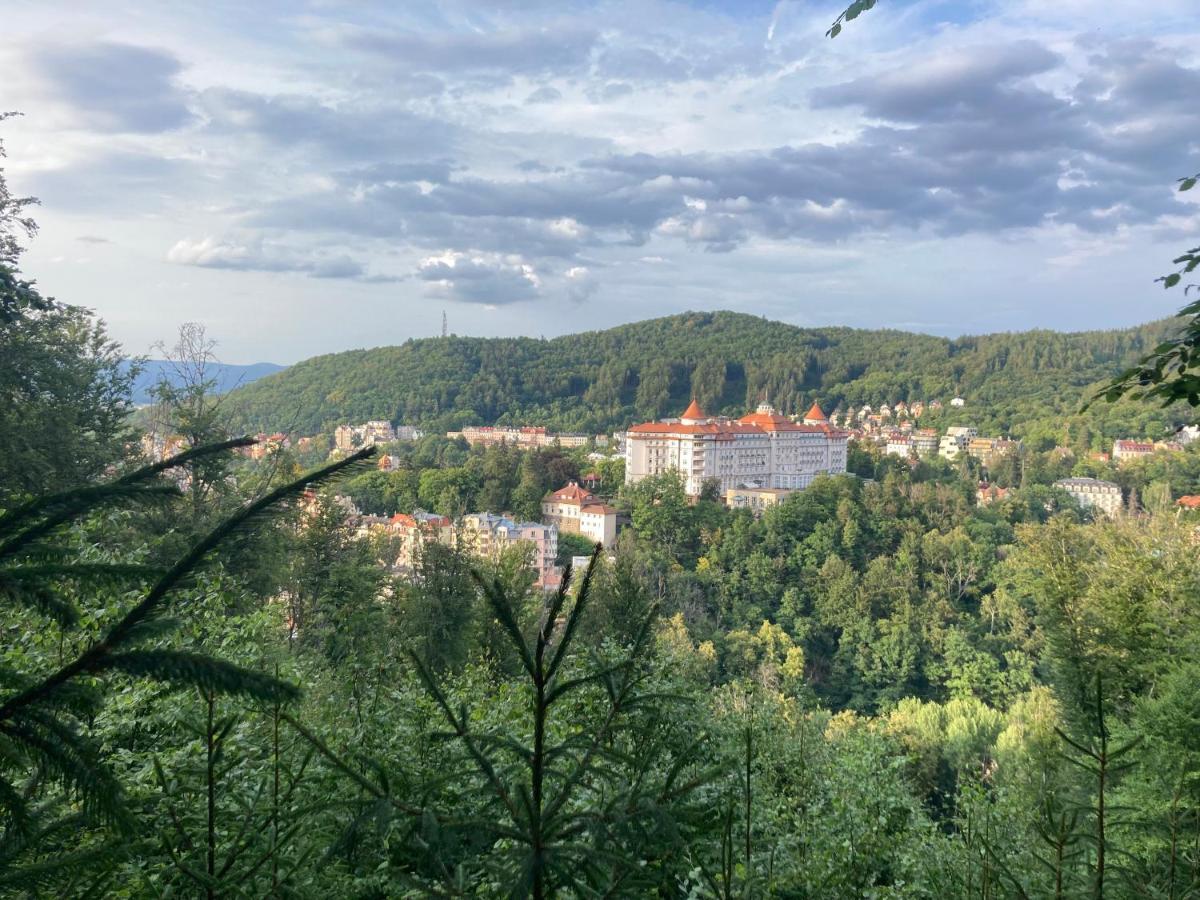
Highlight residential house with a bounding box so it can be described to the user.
[939,426,978,460]
[1113,439,1154,463]
[725,486,795,514]
[461,512,560,587]
[966,437,1020,469]
[976,482,1009,505]
[541,481,619,547]
[912,429,939,456]
[885,434,914,458]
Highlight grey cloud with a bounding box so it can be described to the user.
[812,41,1062,121]
[592,82,634,102]
[30,151,193,213]
[219,36,1199,264]
[516,159,561,173]
[198,88,457,163]
[416,252,540,305]
[594,45,693,82]
[525,86,563,104]
[336,160,457,185]
[31,41,193,133]
[76,235,110,244]
[345,24,598,76]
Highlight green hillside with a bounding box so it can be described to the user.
[223,310,1189,441]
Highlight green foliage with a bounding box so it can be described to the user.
[0,440,372,880]
[222,310,1189,440]
[0,117,135,503]
[1097,175,1200,417]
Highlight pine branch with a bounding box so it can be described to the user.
[545,546,602,684]
[96,651,299,703]
[114,436,258,486]
[0,484,179,564]
[0,446,374,722]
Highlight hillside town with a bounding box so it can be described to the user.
[167,397,1197,590]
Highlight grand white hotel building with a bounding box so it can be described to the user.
[624,399,849,497]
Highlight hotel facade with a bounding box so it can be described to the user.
[624,400,849,497]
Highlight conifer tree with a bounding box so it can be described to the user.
[0,439,374,886]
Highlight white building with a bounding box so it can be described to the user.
[541,482,619,547]
[624,400,848,497]
[334,420,400,451]
[939,425,979,460]
[1055,477,1123,518]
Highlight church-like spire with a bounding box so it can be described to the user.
[680,398,706,421]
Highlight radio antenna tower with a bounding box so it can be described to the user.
[441,310,448,338]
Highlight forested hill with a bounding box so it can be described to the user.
[222,310,1186,438]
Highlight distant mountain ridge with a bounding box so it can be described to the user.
[125,360,285,406]
[220,311,1186,439]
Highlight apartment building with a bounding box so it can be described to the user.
[1055,477,1123,518]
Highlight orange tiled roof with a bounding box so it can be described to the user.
[1177,495,1200,509]
[803,402,827,422]
[627,420,844,438]
[681,398,706,420]
[737,409,795,428]
[545,481,595,503]
[581,503,618,515]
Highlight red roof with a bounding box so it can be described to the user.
[1177,495,1200,509]
[628,420,843,438]
[545,481,595,503]
[581,503,618,515]
[803,402,828,422]
[680,398,706,420]
[737,409,795,428]
[628,421,767,436]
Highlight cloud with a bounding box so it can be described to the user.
[591,81,634,103]
[76,235,110,244]
[416,251,540,305]
[564,265,597,302]
[29,151,194,213]
[29,41,193,133]
[198,88,458,163]
[525,86,563,105]
[812,41,1062,121]
[206,32,1200,271]
[5,2,1199,359]
[345,24,599,76]
[167,235,367,280]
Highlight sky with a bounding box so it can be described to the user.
[2,0,1198,364]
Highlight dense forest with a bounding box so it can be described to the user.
[223,312,1190,443]
[6,115,1200,898]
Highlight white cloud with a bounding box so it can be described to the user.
[167,235,368,279]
